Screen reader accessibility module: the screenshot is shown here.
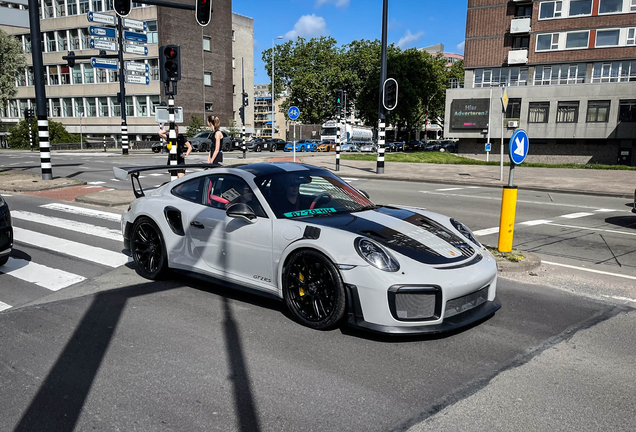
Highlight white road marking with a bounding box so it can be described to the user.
[601,295,636,303]
[83,185,105,189]
[40,203,121,222]
[560,212,594,219]
[341,177,359,181]
[2,194,12,197]
[12,211,122,241]
[110,178,121,182]
[88,181,106,185]
[149,173,164,176]
[388,204,426,210]
[545,222,636,236]
[519,219,552,226]
[13,227,128,268]
[0,301,11,311]
[474,227,500,236]
[595,209,617,212]
[1,257,86,291]
[542,261,636,281]
[435,187,466,191]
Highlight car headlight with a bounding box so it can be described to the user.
[450,219,481,247]
[355,237,400,272]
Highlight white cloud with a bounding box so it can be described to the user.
[315,0,349,8]
[284,14,328,40]
[397,30,424,49]
[388,18,402,31]
[456,41,465,54]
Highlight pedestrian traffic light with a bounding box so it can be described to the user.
[242,92,249,107]
[336,89,343,118]
[195,0,213,27]
[383,78,398,111]
[159,45,181,83]
[114,0,131,17]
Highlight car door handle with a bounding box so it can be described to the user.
[190,221,205,229]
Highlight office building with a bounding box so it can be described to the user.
[232,13,254,135]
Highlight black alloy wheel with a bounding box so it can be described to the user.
[131,217,168,280]
[282,249,346,330]
[256,145,262,152]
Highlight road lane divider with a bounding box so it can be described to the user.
[12,227,129,268]
[11,211,122,241]
[543,261,636,281]
[1,257,86,291]
[545,222,636,236]
[559,212,594,219]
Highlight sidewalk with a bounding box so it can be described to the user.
[1,152,635,207]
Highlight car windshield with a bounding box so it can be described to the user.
[254,169,375,219]
[194,132,209,138]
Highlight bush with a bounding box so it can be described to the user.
[8,119,80,148]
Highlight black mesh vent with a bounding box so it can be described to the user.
[395,292,437,319]
[445,287,489,318]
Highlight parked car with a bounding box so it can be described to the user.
[266,138,287,152]
[0,193,12,267]
[360,144,377,153]
[404,141,423,151]
[151,141,167,153]
[439,140,459,153]
[316,140,336,152]
[246,138,267,152]
[284,139,316,152]
[341,143,360,152]
[424,142,442,152]
[115,162,500,334]
[189,131,233,152]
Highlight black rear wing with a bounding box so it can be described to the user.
[113,164,222,198]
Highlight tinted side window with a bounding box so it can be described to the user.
[172,177,204,202]
[204,175,267,217]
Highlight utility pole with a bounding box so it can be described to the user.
[376,0,389,174]
[241,58,247,159]
[117,15,129,155]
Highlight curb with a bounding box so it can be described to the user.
[495,251,542,273]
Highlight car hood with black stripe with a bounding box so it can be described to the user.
[301,206,478,266]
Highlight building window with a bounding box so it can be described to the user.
[149,95,160,115]
[618,100,636,122]
[68,0,78,15]
[232,30,235,41]
[149,59,159,81]
[534,64,586,85]
[232,57,235,69]
[233,84,236,94]
[203,36,211,51]
[48,66,59,85]
[83,64,94,84]
[556,101,579,123]
[536,33,559,51]
[61,66,71,84]
[92,0,103,12]
[104,0,114,11]
[591,61,636,82]
[96,68,107,83]
[565,31,588,49]
[45,31,56,52]
[619,61,636,81]
[205,103,213,112]
[98,97,109,116]
[79,0,89,14]
[110,97,121,117]
[204,72,212,86]
[631,0,636,11]
[86,98,96,117]
[75,98,85,117]
[586,101,610,122]
[628,28,635,45]
[569,0,592,16]
[80,28,91,50]
[125,96,134,117]
[539,1,562,19]
[595,29,620,47]
[69,29,80,50]
[16,70,26,86]
[62,98,73,117]
[147,20,158,44]
[512,36,529,50]
[599,0,623,13]
[109,70,118,83]
[515,4,532,17]
[50,99,61,117]
[528,102,550,123]
[136,96,148,116]
[505,98,522,119]
[27,67,34,86]
[473,67,528,87]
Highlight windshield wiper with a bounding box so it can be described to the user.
[350,205,380,213]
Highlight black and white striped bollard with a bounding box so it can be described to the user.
[168,96,178,181]
[38,115,52,180]
[376,119,385,174]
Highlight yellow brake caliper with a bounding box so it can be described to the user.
[298,269,305,297]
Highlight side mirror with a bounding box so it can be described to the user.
[226,202,257,223]
[359,190,370,199]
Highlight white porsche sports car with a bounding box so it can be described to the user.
[114,162,500,334]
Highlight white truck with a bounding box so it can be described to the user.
[320,121,373,144]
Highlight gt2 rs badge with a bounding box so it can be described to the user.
[253,275,272,283]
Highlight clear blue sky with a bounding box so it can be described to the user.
[232,0,467,85]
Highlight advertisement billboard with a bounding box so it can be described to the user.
[450,99,490,129]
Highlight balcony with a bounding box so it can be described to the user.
[510,17,531,34]
[508,49,528,65]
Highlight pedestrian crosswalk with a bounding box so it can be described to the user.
[0,202,129,311]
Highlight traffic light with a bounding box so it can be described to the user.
[114,0,131,17]
[239,106,245,123]
[66,51,75,68]
[195,0,213,27]
[159,45,181,83]
[336,89,343,119]
[242,92,249,107]
[383,78,398,111]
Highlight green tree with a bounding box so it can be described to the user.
[226,119,240,138]
[185,114,206,137]
[8,119,80,148]
[0,29,27,108]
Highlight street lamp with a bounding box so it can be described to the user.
[79,112,83,150]
[272,36,282,139]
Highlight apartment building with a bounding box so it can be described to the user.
[0,0,234,142]
[231,13,254,135]
[445,0,636,165]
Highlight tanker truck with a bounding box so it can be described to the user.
[320,121,373,144]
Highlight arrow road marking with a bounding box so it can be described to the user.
[514,136,525,157]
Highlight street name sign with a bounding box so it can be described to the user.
[123,17,147,31]
[125,74,150,85]
[125,62,149,73]
[87,11,115,26]
[89,26,116,39]
[123,31,147,44]
[509,128,529,165]
[90,38,117,51]
[288,106,300,120]
[91,58,118,70]
[123,44,148,55]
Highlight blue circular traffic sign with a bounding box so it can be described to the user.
[288,106,300,120]
[509,128,529,165]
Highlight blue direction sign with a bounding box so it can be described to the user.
[90,38,117,51]
[89,26,116,39]
[87,11,115,26]
[288,106,300,120]
[91,58,118,70]
[123,31,147,44]
[485,142,491,152]
[509,128,529,165]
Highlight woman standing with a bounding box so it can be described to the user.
[207,115,224,165]
[158,124,192,178]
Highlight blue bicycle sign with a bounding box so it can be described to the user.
[288,106,300,120]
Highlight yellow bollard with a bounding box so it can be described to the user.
[498,186,518,252]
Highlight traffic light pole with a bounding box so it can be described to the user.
[167,94,178,181]
[28,0,52,180]
[117,16,129,155]
[241,58,247,159]
[377,0,388,175]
